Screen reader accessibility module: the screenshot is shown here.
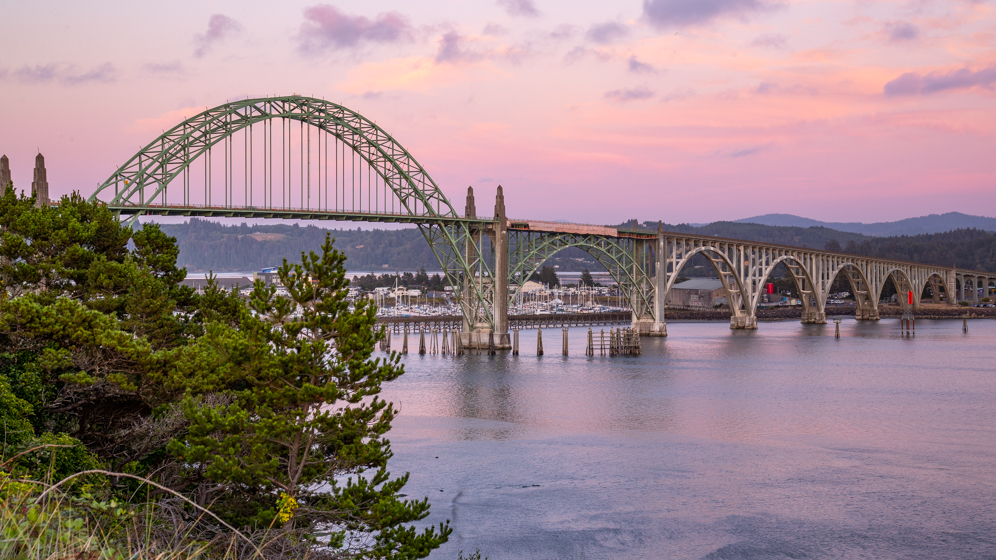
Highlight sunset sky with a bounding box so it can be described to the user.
[1,0,994,225]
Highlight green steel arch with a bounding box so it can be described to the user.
[89,95,498,330]
[507,230,656,320]
[89,95,457,219]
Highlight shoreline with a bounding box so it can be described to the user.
[665,304,996,321]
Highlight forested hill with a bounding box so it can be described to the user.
[157,219,434,272]
[155,218,996,273]
[630,220,996,271]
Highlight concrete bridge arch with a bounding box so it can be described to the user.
[664,245,752,328]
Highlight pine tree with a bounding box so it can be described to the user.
[579,268,595,287]
[170,234,451,555]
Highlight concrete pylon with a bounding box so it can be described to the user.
[461,186,480,338]
[31,153,50,207]
[492,185,509,346]
[0,155,11,189]
[650,220,667,336]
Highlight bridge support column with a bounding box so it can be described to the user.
[491,186,511,350]
[648,222,667,337]
[460,187,488,349]
[972,276,980,305]
[947,271,958,306]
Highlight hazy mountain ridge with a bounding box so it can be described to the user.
[734,212,996,237]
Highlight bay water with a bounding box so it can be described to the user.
[382,318,996,559]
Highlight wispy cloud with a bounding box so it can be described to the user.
[586,22,629,44]
[724,143,773,158]
[497,0,539,18]
[62,63,116,84]
[435,32,482,64]
[884,65,996,96]
[883,21,919,43]
[627,56,658,74]
[8,63,116,85]
[483,23,508,36]
[643,0,779,28]
[194,14,241,57]
[144,61,184,75]
[606,86,654,102]
[549,24,577,40]
[298,4,412,53]
[750,33,787,48]
[13,64,59,83]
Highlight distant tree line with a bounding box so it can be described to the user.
[351,268,447,291]
[822,229,996,271]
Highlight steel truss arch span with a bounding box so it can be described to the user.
[506,230,655,320]
[89,95,498,331]
[90,96,456,219]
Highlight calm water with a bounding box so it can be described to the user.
[380,318,996,560]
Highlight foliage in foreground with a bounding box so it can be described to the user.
[0,186,449,558]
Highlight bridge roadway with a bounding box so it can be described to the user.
[77,95,993,350]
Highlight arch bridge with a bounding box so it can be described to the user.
[87,95,994,349]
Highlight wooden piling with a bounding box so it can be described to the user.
[562,327,568,356]
[513,329,519,355]
[402,329,408,354]
[586,328,594,356]
[537,328,544,356]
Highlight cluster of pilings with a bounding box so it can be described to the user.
[900,309,915,337]
[387,326,644,358]
[379,326,513,356]
[376,312,631,335]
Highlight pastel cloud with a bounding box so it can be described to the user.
[194,14,240,58]
[884,65,996,96]
[586,22,629,44]
[750,33,787,48]
[606,86,654,101]
[144,61,184,75]
[627,56,657,74]
[643,0,778,28]
[884,21,919,43]
[497,0,539,18]
[435,32,482,64]
[9,63,116,85]
[298,4,411,53]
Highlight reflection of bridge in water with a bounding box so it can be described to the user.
[85,95,995,350]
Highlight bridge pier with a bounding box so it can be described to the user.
[632,317,666,335]
[730,314,758,329]
[856,306,880,321]
[801,309,826,324]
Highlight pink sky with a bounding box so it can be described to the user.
[1,0,994,225]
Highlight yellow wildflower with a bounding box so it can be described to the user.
[276,492,298,524]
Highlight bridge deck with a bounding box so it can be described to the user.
[106,203,993,276]
[109,204,496,225]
